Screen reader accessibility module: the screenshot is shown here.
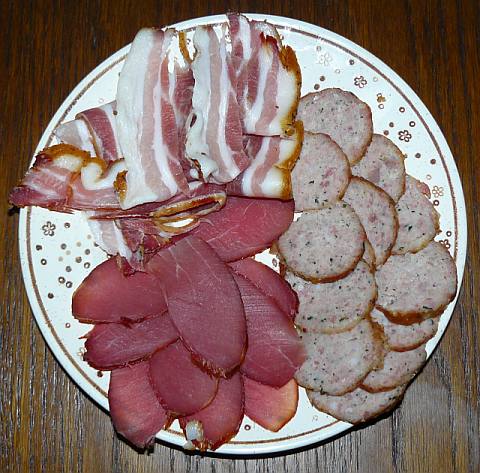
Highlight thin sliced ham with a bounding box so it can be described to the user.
[226,122,303,200]
[149,340,218,416]
[244,377,298,432]
[72,257,167,323]
[147,236,247,376]
[179,372,244,451]
[228,13,301,136]
[185,26,249,183]
[232,272,305,387]
[84,313,178,370]
[115,28,188,209]
[191,196,294,261]
[229,258,298,320]
[108,361,169,448]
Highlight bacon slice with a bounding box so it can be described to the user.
[232,272,305,387]
[244,377,298,432]
[147,236,247,376]
[229,258,298,320]
[72,257,167,323]
[116,28,188,209]
[226,122,303,199]
[179,372,244,451]
[185,26,249,183]
[228,13,301,136]
[191,196,294,261]
[84,314,178,370]
[149,340,218,416]
[108,361,169,448]
[54,119,97,157]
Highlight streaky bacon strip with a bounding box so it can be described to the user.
[54,119,97,157]
[77,101,122,163]
[149,340,218,416]
[226,122,303,199]
[72,257,167,323]
[228,13,301,136]
[190,196,294,262]
[115,28,189,209]
[232,271,305,387]
[179,372,244,450]
[185,26,249,184]
[229,258,298,320]
[243,377,298,432]
[84,313,178,370]
[108,361,169,448]
[147,236,247,376]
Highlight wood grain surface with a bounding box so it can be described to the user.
[1,1,478,472]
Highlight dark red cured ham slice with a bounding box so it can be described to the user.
[229,258,298,320]
[84,314,178,370]
[147,236,246,375]
[244,377,298,432]
[149,340,218,416]
[232,272,305,387]
[179,372,244,450]
[72,257,167,323]
[190,196,294,261]
[108,361,169,448]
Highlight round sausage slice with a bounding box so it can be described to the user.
[361,345,426,392]
[277,202,365,283]
[352,134,406,202]
[363,239,376,270]
[295,319,384,395]
[297,88,373,164]
[307,385,405,424]
[376,241,457,323]
[343,177,398,266]
[285,261,377,334]
[370,308,439,351]
[291,132,350,211]
[392,176,440,255]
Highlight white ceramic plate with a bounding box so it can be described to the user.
[18,14,467,455]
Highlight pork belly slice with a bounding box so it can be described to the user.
[228,13,301,136]
[191,196,294,261]
[226,122,303,200]
[244,377,298,432]
[185,26,249,184]
[376,241,457,323]
[84,313,178,370]
[72,257,167,323]
[232,272,305,387]
[116,28,189,209]
[392,176,440,255]
[147,236,247,376]
[229,258,298,320]
[108,361,169,448]
[149,340,218,416]
[307,385,405,424]
[179,372,244,451]
[54,119,97,157]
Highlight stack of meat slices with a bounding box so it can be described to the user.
[278,88,458,425]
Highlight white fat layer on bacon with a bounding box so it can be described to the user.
[81,160,126,191]
[53,154,84,172]
[84,211,132,259]
[238,15,252,59]
[116,28,180,209]
[186,27,241,183]
[54,120,96,156]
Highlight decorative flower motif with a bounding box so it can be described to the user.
[432,185,444,198]
[439,239,451,250]
[317,52,332,66]
[376,93,386,103]
[354,76,367,88]
[398,130,412,142]
[42,221,56,236]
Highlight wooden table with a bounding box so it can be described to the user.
[1,1,478,471]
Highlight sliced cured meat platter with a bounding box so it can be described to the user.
[14,13,466,455]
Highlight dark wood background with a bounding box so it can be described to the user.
[1,1,478,472]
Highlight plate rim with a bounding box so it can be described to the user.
[17,12,467,456]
